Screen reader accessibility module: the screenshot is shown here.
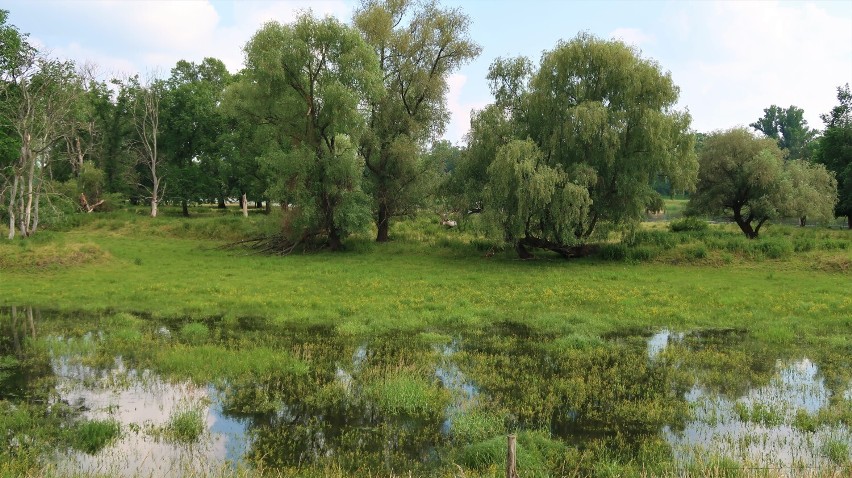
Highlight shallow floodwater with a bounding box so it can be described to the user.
[52,353,249,476]
[3,308,851,476]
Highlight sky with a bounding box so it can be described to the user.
[5,0,852,144]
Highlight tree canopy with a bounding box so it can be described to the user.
[816,84,852,228]
[239,13,383,251]
[459,33,696,257]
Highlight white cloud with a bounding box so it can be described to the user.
[673,0,852,132]
[609,27,655,47]
[445,73,489,145]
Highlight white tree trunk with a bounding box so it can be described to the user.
[7,174,18,240]
[242,193,248,217]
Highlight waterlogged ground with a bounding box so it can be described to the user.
[2,308,851,477]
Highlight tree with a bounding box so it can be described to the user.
[459,34,696,257]
[1,11,81,238]
[815,84,852,228]
[241,14,382,251]
[785,159,837,227]
[354,0,480,242]
[124,74,165,218]
[750,105,818,161]
[161,58,231,216]
[688,128,789,238]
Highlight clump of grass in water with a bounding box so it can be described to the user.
[160,405,206,443]
[69,419,121,454]
[822,437,850,465]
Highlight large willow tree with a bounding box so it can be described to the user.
[461,33,696,258]
[354,0,480,242]
[240,14,382,251]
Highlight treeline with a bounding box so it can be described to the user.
[1,3,850,257]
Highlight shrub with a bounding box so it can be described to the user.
[598,243,628,261]
[669,217,708,232]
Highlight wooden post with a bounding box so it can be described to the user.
[507,434,519,478]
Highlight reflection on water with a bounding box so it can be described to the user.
[5,307,851,476]
[650,331,852,471]
[52,354,249,476]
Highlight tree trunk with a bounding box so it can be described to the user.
[7,174,18,240]
[848,215,851,230]
[181,199,189,217]
[328,228,342,251]
[241,193,248,217]
[799,216,807,227]
[515,241,534,260]
[733,207,758,239]
[376,202,390,242]
[265,199,271,214]
[255,200,262,209]
[217,196,226,209]
[151,174,159,218]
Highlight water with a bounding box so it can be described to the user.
[4,308,851,476]
[51,354,249,476]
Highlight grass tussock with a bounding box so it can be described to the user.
[0,239,109,271]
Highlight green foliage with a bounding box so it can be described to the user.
[70,419,121,454]
[459,33,696,257]
[786,159,838,225]
[455,430,565,474]
[484,139,592,245]
[164,406,205,443]
[354,0,480,241]
[689,129,790,238]
[670,217,708,232]
[750,105,818,161]
[239,13,382,249]
[816,84,852,225]
[179,322,209,345]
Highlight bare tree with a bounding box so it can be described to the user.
[126,73,165,217]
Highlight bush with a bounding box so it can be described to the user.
[669,217,708,232]
[598,243,628,261]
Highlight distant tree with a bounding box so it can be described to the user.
[750,105,818,161]
[123,74,165,218]
[459,34,696,258]
[815,84,852,228]
[785,159,837,227]
[240,14,382,251]
[689,129,789,238]
[161,58,231,216]
[354,0,480,241]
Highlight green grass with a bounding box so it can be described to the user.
[1,207,851,477]
[1,210,849,348]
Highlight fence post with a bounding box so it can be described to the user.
[507,434,519,478]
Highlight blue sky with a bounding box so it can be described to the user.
[6,0,852,144]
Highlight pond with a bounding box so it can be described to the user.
[2,308,850,476]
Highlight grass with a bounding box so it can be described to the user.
[0,209,850,349]
[1,206,851,477]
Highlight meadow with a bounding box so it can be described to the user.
[1,203,851,477]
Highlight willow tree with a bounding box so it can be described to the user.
[688,129,789,238]
[242,14,382,251]
[354,0,480,242]
[785,159,837,227]
[461,33,696,258]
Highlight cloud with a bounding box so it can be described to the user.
[445,73,490,145]
[672,0,852,132]
[609,27,655,47]
[10,0,353,77]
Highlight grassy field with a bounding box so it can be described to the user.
[1,208,851,477]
